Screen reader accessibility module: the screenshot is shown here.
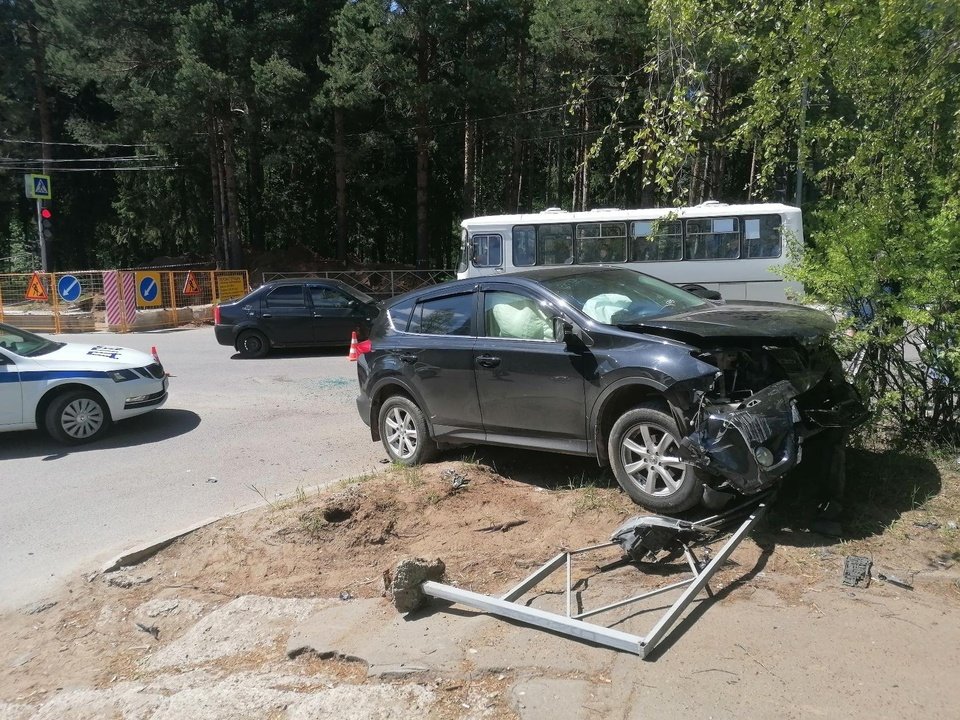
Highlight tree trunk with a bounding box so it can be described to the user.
[462,105,475,219]
[414,25,431,268]
[207,114,226,268]
[334,106,348,264]
[506,14,527,213]
[247,109,265,255]
[581,101,590,211]
[461,0,475,219]
[641,148,656,207]
[220,114,244,270]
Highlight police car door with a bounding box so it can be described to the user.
[0,349,22,425]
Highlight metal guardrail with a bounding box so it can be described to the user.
[261,270,454,298]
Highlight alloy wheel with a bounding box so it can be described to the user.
[619,422,687,497]
[384,406,418,459]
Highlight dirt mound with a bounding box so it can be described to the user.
[3,454,959,711]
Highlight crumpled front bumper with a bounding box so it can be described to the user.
[679,376,868,494]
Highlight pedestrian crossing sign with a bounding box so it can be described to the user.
[24,174,52,200]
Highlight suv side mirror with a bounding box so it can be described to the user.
[554,316,593,348]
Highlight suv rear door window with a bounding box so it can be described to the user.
[409,293,475,336]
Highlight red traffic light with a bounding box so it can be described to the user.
[40,208,52,219]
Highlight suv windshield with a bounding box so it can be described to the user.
[0,323,65,357]
[539,268,709,324]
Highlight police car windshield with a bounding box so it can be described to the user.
[0,323,65,357]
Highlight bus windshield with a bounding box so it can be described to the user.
[539,268,709,325]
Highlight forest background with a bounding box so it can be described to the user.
[1,0,959,437]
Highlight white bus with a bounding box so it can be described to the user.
[457,201,802,302]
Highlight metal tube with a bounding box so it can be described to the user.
[569,542,617,556]
[423,581,644,655]
[639,506,767,658]
[500,552,567,602]
[565,552,572,618]
[573,578,694,620]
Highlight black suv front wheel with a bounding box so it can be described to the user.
[608,404,704,513]
[378,395,436,465]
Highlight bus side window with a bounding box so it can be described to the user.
[685,217,740,260]
[576,222,626,263]
[537,224,574,265]
[743,215,782,258]
[630,220,681,261]
[471,234,503,267]
[513,226,537,266]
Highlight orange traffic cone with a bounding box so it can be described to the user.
[348,331,359,361]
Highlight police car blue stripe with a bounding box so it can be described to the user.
[0,370,111,383]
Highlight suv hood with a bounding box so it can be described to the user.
[628,301,835,340]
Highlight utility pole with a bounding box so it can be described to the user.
[29,20,54,270]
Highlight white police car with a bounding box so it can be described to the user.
[0,322,168,444]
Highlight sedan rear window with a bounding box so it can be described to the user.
[265,286,306,308]
[539,268,708,324]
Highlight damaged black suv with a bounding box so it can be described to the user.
[355,267,866,513]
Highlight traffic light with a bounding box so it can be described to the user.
[40,201,53,240]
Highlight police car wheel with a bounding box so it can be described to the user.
[45,390,112,444]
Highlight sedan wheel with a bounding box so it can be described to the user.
[608,405,703,513]
[45,390,112,444]
[237,330,269,359]
[378,395,435,466]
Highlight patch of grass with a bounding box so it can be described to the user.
[339,471,378,487]
[459,450,483,466]
[562,470,615,491]
[570,486,619,516]
[298,509,329,538]
[248,483,310,512]
[393,463,423,487]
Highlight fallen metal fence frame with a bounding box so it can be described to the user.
[421,504,767,659]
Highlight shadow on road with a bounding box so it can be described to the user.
[0,408,201,461]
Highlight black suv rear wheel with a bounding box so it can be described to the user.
[608,404,704,513]
[378,395,436,465]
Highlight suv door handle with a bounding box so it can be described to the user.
[476,354,501,368]
[261,313,272,318]
[398,352,418,363]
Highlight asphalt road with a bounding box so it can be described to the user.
[0,327,385,611]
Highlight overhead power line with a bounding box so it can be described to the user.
[0,137,166,148]
[0,155,165,163]
[0,165,180,172]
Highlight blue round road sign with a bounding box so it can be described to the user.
[139,276,158,302]
[57,275,82,302]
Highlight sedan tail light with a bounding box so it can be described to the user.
[356,339,372,355]
[214,304,221,324]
